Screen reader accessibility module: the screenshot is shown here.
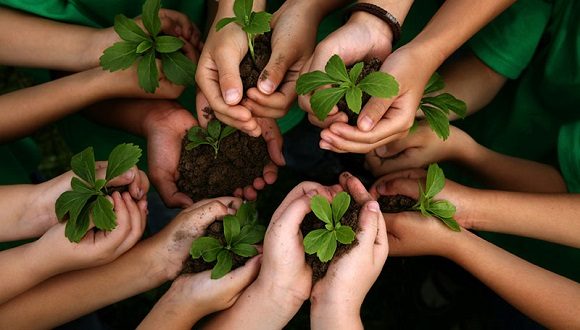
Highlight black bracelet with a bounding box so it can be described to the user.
[346,3,402,46]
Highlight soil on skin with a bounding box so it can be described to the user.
[181,221,247,274]
[378,195,417,213]
[240,32,272,93]
[177,129,270,202]
[300,203,361,282]
[336,58,382,125]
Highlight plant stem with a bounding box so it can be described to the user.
[247,33,256,64]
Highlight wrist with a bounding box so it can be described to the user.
[311,301,362,330]
[249,279,307,324]
[348,11,394,56]
[141,103,194,138]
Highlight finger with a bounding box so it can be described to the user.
[115,192,145,253]
[253,177,266,191]
[269,194,312,234]
[196,91,213,128]
[375,177,422,200]
[242,186,258,201]
[178,200,234,235]
[328,119,412,145]
[221,254,261,292]
[153,173,194,209]
[272,183,337,223]
[241,97,286,119]
[258,49,296,95]
[370,168,427,198]
[321,129,408,154]
[339,172,373,204]
[190,197,243,212]
[355,201,382,249]
[357,96,394,132]
[262,162,278,185]
[259,119,285,166]
[214,51,243,106]
[159,9,193,39]
[101,191,131,244]
[215,112,261,137]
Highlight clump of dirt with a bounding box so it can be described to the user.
[177,130,270,202]
[181,221,247,274]
[378,195,417,213]
[240,32,272,93]
[336,58,382,125]
[300,203,361,282]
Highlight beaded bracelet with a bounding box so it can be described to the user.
[346,3,402,46]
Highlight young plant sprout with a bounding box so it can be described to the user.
[296,55,399,121]
[303,192,356,262]
[215,0,272,63]
[185,120,237,157]
[190,203,266,279]
[413,163,461,231]
[100,0,196,93]
[55,143,142,243]
[419,73,467,140]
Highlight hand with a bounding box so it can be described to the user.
[35,191,147,272]
[365,122,474,177]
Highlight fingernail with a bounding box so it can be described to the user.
[306,190,317,197]
[227,208,237,215]
[359,116,374,132]
[138,188,144,200]
[175,26,182,36]
[375,145,388,157]
[123,170,136,180]
[320,141,331,150]
[259,79,275,94]
[367,201,380,213]
[225,89,240,104]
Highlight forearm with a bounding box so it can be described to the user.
[450,231,580,329]
[138,291,202,330]
[361,0,414,25]
[311,303,363,330]
[0,185,39,241]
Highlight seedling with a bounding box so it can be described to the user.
[215,0,272,63]
[190,203,266,279]
[412,163,460,231]
[55,143,142,243]
[100,0,196,93]
[303,192,356,262]
[296,55,399,121]
[419,73,467,140]
[185,120,237,157]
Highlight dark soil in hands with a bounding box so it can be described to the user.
[177,130,270,202]
[181,221,247,274]
[240,32,272,93]
[300,203,361,282]
[337,58,382,125]
[378,195,417,213]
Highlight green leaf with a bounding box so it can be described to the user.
[105,143,142,181]
[303,228,331,254]
[55,190,93,223]
[231,243,258,257]
[424,72,445,95]
[215,17,239,31]
[161,52,196,86]
[136,40,153,54]
[425,163,445,199]
[220,125,237,140]
[425,93,467,118]
[92,195,116,231]
[65,202,91,243]
[310,87,347,121]
[358,72,399,99]
[349,62,364,83]
[138,50,159,93]
[187,127,206,141]
[421,104,450,140]
[114,14,148,43]
[325,55,350,82]
[94,179,107,192]
[207,120,221,140]
[190,236,223,262]
[310,195,332,225]
[223,215,241,245]
[211,250,233,279]
[296,71,336,95]
[100,41,139,72]
[331,192,351,224]
[233,0,253,22]
[439,217,461,232]
[335,225,356,245]
[236,203,254,226]
[428,200,456,219]
[317,231,337,262]
[155,36,184,53]
[142,0,161,36]
[243,11,272,35]
[345,86,363,114]
[70,147,96,186]
[71,177,97,194]
[235,224,265,245]
[186,141,211,151]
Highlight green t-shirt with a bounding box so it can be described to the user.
[558,122,580,193]
[460,0,580,281]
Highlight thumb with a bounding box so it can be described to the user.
[355,201,381,247]
[196,91,212,128]
[220,254,261,293]
[214,52,243,105]
[258,118,285,166]
[357,96,394,132]
[258,50,295,95]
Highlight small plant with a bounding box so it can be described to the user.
[296,55,399,121]
[303,192,356,262]
[419,73,467,140]
[185,120,237,157]
[55,143,142,243]
[100,0,196,93]
[412,163,460,231]
[215,0,272,63]
[190,203,265,279]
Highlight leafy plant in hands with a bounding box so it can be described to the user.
[100,0,196,93]
[215,0,272,63]
[190,202,265,279]
[303,192,356,262]
[185,119,237,157]
[412,163,460,231]
[55,144,142,243]
[418,73,467,140]
[296,55,399,121]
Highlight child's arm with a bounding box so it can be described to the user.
[385,211,580,329]
[366,121,567,193]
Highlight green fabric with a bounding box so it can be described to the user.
[558,122,580,193]
[459,0,580,281]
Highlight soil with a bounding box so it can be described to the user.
[378,195,417,213]
[181,221,247,274]
[300,203,361,282]
[337,58,382,125]
[177,129,270,202]
[240,32,272,94]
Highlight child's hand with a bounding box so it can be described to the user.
[365,122,475,177]
[35,191,147,272]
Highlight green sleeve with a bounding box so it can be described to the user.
[469,0,551,79]
[558,122,580,193]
